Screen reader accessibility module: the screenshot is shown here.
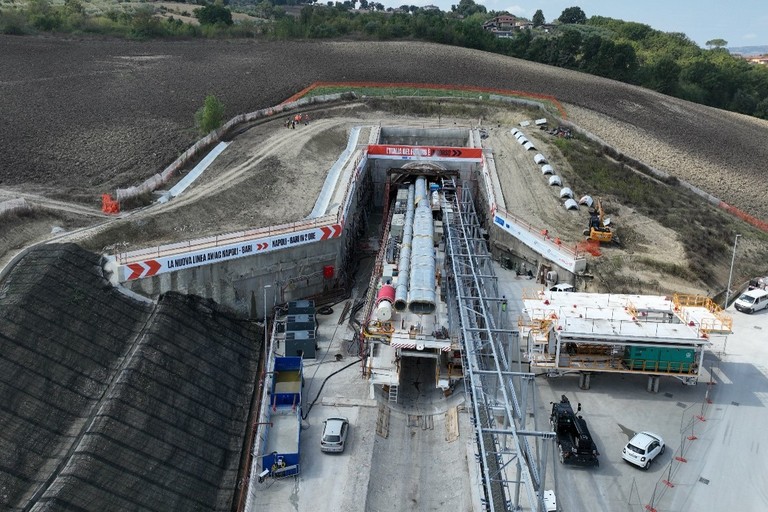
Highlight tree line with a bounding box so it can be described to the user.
[2,0,767,119]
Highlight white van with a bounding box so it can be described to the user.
[734,288,768,314]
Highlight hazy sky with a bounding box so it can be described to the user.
[375,0,768,48]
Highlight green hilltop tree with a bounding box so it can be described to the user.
[452,0,486,17]
[706,38,728,49]
[532,9,544,27]
[559,6,586,24]
[195,95,225,134]
[195,4,233,26]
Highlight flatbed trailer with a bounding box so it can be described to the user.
[261,356,303,477]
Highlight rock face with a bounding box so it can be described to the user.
[0,243,261,511]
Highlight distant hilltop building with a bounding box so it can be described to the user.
[482,14,539,38]
[746,55,768,65]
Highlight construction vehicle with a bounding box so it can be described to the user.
[550,395,600,467]
[583,197,616,244]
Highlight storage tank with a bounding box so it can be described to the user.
[375,284,396,321]
[431,190,440,209]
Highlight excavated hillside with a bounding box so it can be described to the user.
[0,244,261,511]
[2,35,768,510]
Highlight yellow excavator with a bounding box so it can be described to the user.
[583,198,616,244]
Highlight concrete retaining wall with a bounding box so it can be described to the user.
[125,168,369,319]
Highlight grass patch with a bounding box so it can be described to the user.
[553,135,768,289]
[299,84,565,116]
[364,97,492,118]
[634,257,697,281]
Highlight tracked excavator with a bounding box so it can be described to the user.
[583,198,617,244]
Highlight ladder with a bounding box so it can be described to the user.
[388,384,399,403]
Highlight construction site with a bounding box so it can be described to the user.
[2,89,768,512]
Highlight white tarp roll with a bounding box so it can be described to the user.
[0,198,29,216]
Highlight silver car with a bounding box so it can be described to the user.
[622,431,665,469]
[321,417,349,453]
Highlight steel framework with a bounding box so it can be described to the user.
[441,178,555,512]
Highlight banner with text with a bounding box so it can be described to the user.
[120,223,342,281]
[367,145,482,162]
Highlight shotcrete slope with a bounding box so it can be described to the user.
[1,37,767,218]
[0,244,260,511]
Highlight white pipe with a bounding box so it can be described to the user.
[394,184,415,311]
[407,177,436,314]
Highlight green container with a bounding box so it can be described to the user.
[624,346,694,372]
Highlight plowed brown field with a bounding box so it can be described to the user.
[2,35,768,293]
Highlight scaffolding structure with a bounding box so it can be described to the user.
[442,178,555,512]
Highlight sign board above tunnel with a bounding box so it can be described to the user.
[119,223,342,282]
[367,145,482,162]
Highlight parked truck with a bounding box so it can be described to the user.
[550,395,599,467]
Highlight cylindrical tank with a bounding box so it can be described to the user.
[546,271,558,285]
[431,190,440,209]
[375,284,396,321]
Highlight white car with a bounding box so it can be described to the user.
[320,417,349,453]
[622,431,665,469]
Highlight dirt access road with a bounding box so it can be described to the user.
[2,100,710,296]
[4,35,768,291]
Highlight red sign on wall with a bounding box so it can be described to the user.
[367,145,482,161]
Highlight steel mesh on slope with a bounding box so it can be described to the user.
[29,291,260,512]
[0,244,261,512]
[0,244,153,511]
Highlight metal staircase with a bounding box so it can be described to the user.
[388,384,399,403]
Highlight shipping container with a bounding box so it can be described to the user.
[624,346,694,372]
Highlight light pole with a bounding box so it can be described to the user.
[724,234,741,309]
[264,284,272,344]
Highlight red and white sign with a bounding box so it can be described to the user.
[367,145,482,162]
[120,223,343,281]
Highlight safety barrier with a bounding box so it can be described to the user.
[0,198,29,217]
[115,214,337,265]
[494,205,583,260]
[673,293,733,334]
[634,375,717,512]
[115,151,367,267]
[112,92,355,205]
[101,194,119,214]
[719,201,768,233]
[281,81,568,119]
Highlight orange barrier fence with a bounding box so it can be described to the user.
[281,81,568,119]
[640,377,716,512]
[719,201,768,233]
